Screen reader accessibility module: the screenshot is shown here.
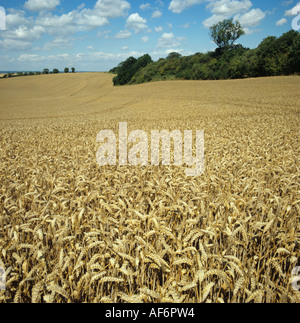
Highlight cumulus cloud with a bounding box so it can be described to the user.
[5,9,29,28]
[284,2,300,16]
[94,0,130,18]
[203,14,227,28]
[1,1,132,52]
[169,0,204,14]
[0,38,32,51]
[141,36,149,42]
[114,29,132,39]
[157,32,181,48]
[276,18,288,26]
[152,10,162,18]
[44,36,74,50]
[34,0,130,35]
[4,25,45,41]
[140,3,151,10]
[24,0,60,12]
[202,0,266,33]
[234,8,266,27]
[126,13,149,33]
[207,0,252,16]
[35,8,109,35]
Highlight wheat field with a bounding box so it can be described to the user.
[0,73,299,303]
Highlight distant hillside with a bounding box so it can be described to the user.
[110,30,300,86]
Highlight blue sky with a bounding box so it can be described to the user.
[0,0,299,71]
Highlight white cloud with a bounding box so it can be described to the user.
[152,10,162,18]
[140,3,151,10]
[207,0,252,16]
[169,0,204,14]
[0,9,45,51]
[38,12,74,28]
[18,54,45,62]
[157,32,180,48]
[126,13,149,33]
[141,36,149,42]
[5,10,29,28]
[17,53,72,66]
[203,14,227,28]
[284,2,300,16]
[44,36,74,50]
[76,9,109,28]
[0,38,32,51]
[114,29,132,39]
[180,22,190,28]
[33,1,129,36]
[94,0,131,18]
[36,8,109,35]
[24,0,60,12]
[235,8,266,27]
[5,25,45,41]
[276,18,288,26]
[165,48,184,55]
[202,0,266,33]
[155,26,163,32]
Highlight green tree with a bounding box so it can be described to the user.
[71,67,75,73]
[113,54,153,85]
[167,52,182,60]
[113,57,137,85]
[43,68,49,74]
[53,68,59,74]
[64,67,69,73]
[288,33,300,73]
[210,18,245,51]
[135,54,153,70]
[256,36,279,76]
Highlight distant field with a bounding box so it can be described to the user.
[0,73,299,303]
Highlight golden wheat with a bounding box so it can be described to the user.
[0,73,299,303]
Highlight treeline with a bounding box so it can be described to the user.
[110,29,300,85]
[111,54,152,85]
[42,67,76,74]
[2,71,42,78]
[1,67,76,79]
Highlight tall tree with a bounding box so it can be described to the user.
[210,18,245,50]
